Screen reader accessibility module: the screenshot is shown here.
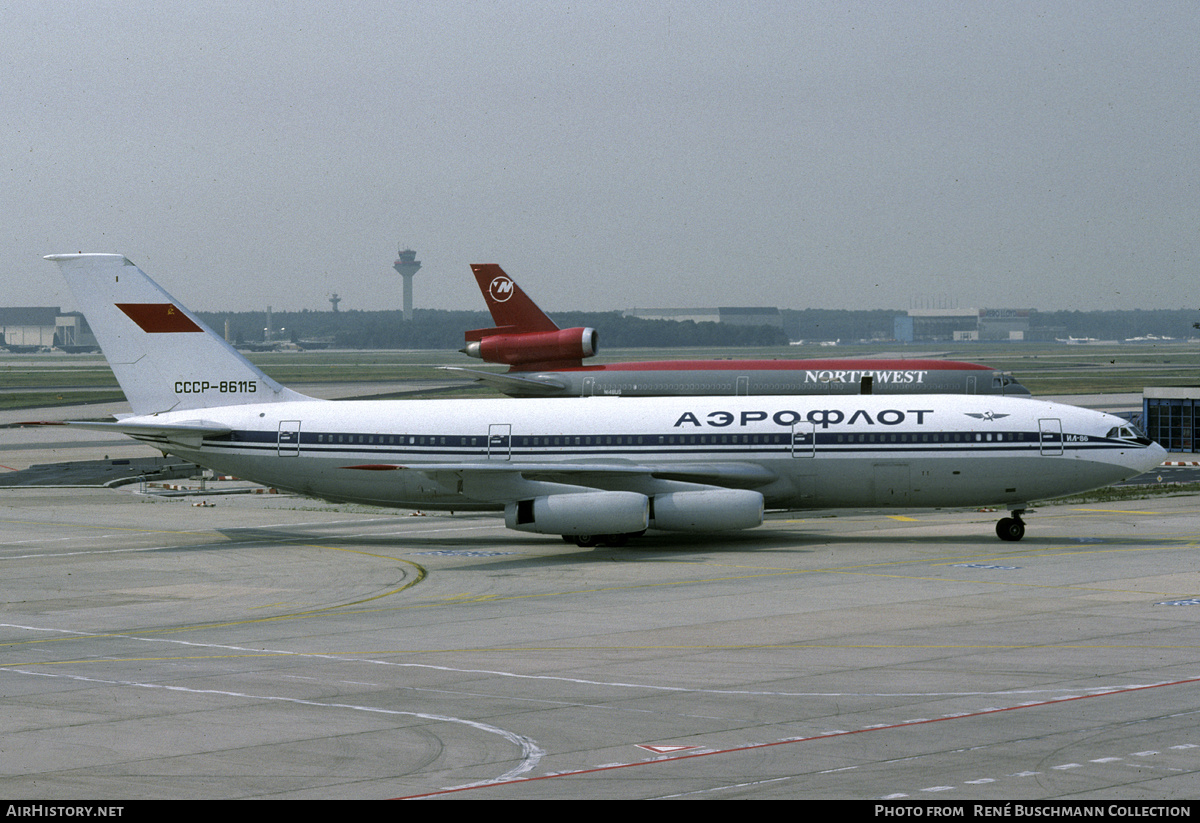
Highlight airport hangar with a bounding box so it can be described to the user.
[1144,387,1200,452]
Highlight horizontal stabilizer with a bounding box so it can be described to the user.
[439,366,570,393]
[65,419,232,450]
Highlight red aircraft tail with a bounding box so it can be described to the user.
[464,264,597,369]
[468,264,560,338]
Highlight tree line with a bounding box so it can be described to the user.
[195,308,791,349]
[193,307,1200,350]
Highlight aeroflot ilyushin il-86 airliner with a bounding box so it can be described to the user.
[443,264,1030,398]
[47,254,1163,546]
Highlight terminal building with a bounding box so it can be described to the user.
[622,306,1027,341]
[0,308,97,352]
[894,309,1033,343]
[1143,388,1200,452]
[623,307,784,329]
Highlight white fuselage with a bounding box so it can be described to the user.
[140,394,1162,513]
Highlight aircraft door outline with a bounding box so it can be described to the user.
[1039,418,1063,455]
[488,423,512,460]
[277,420,301,456]
[791,421,815,457]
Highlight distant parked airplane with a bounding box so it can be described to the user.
[445,264,1030,398]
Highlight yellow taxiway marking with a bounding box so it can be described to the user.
[1072,508,1162,515]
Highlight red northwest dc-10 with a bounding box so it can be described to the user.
[443,265,1030,398]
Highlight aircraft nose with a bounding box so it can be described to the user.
[1137,441,1168,475]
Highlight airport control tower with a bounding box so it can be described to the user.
[393,247,421,321]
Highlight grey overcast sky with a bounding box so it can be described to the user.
[3,1,1198,314]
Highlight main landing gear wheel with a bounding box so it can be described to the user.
[996,515,1026,542]
[567,533,642,548]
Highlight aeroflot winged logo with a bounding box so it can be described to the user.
[964,411,1010,421]
[116,303,203,333]
[488,276,515,303]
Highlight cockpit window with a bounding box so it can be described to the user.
[994,372,1030,395]
[1106,424,1154,445]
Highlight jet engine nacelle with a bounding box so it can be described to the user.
[505,491,648,536]
[650,489,765,532]
[463,327,598,366]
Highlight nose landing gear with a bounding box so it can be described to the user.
[996,509,1026,542]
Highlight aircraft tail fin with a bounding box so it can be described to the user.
[47,254,311,416]
[468,264,560,337]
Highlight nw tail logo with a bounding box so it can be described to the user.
[488,276,515,303]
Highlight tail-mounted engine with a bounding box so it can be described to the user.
[462,327,599,369]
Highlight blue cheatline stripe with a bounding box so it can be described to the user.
[160,428,1139,462]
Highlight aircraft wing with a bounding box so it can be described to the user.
[342,459,778,502]
[439,366,570,394]
[65,420,233,450]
